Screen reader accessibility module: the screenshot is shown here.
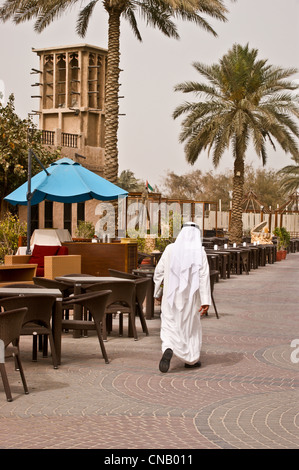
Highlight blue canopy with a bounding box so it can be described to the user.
[4,157,128,205]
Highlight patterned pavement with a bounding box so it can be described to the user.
[0,252,298,451]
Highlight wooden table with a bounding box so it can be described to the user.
[250,246,260,269]
[0,264,37,285]
[264,244,276,264]
[256,245,266,266]
[0,287,62,365]
[206,250,231,279]
[226,248,250,275]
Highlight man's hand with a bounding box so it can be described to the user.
[199,305,209,316]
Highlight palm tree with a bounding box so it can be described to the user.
[173,43,299,243]
[0,0,231,186]
[277,155,299,195]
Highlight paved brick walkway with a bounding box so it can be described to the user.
[0,253,298,450]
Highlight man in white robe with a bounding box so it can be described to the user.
[153,222,211,372]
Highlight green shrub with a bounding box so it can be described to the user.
[0,213,27,263]
[155,237,173,252]
[136,237,146,252]
[75,220,95,239]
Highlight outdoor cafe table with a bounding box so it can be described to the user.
[205,250,231,279]
[245,244,264,268]
[222,246,254,274]
[247,244,276,266]
[220,247,248,274]
[55,276,136,338]
[263,244,276,264]
[207,246,251,276]
[244,245,259,269]
[0,287,63,365]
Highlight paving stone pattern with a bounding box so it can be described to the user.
[0,253,298,449]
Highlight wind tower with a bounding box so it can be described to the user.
[31,44,107,174]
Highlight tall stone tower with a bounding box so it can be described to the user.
[31,44,107,174]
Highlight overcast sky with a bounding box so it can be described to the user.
[0,0,299,189]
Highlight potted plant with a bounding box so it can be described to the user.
[73,220,95,242]
[273,227,290,260]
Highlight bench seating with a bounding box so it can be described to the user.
[5,244,81,279]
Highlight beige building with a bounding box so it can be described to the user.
[20,44,109,237]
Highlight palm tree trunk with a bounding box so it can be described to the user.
[103,7,123,234]
[229,155,244,244]
[104,8,121,185]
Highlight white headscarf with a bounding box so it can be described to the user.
[167,222,203,308]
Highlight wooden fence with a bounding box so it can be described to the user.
[125,193,299,237]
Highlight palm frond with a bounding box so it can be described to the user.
[138,1,179,39]
[279,175,299,194]
[77,0,98,37]
[171,8,219,37]
[0,0,27,21]
[122,6,142,41]
[211,119,233,166]
[192,62,223,89]
[10,0,80,31]
[174,80,221,100]
[278,165,299,175]
[0,0,40,23]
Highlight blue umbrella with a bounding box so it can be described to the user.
[5,154,128,254]
[4,156,128,205]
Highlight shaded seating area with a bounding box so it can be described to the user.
[55,274,150,341]
[0,307,29,402]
